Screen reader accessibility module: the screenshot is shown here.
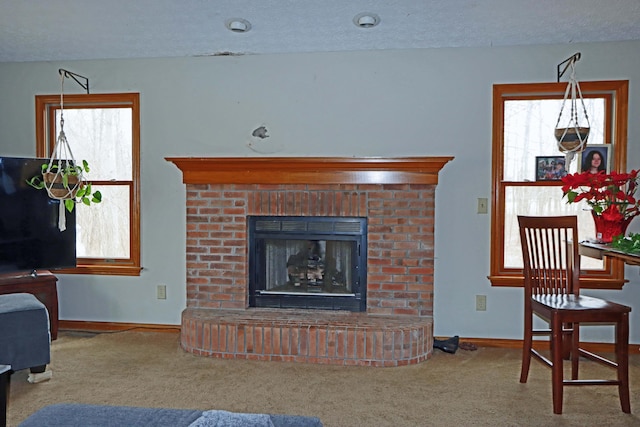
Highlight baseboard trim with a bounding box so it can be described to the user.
[436,337,640,354]
[59,320,180,334]
[59,323,640,354]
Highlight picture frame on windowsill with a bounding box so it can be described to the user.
[578,144,611,174]
[536,156,567,181]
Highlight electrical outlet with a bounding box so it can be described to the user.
[476,295,487,311]
[477,198,488,214]
[157,284,167,300]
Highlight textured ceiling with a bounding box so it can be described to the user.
[1,0,639,63]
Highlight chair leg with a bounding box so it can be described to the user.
[562,322,572,360]
[617,313,631,413]
[571,322,579,381]
[551,314,564,414]
[520,312,533,383]
[29,365,46,374]
[0,367,9,427]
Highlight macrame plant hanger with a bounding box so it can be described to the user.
[555,52,590,167]
[43,69,90,231]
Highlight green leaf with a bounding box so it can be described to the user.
[92,190,102,203]
[81,197,91,206]
[26,176,44,189]
[611,233,640,253]
[64,199,75,212]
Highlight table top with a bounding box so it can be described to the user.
[579,240,640,266]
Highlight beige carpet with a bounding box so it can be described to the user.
[6,330,640,427]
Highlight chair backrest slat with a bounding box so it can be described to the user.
[518,216,580,296]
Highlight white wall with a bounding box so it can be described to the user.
[1,41,639,342]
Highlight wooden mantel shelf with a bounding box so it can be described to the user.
[166,156,454,185]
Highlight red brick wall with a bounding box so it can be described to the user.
[181,309,432,366]
[185,183,435,317]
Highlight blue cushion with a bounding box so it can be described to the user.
[19,404,324,427]
[19,404,203,427]
[0,293,50,371]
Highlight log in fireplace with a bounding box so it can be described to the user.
[248,216,367,311]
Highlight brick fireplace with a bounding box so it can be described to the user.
[167,157,452,366]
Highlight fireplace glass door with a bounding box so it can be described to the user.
[249,216,367,311]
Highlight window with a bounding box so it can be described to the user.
[35,93,141,276]
[489,81,629,289]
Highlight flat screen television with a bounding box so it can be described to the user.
[0,156,76,274]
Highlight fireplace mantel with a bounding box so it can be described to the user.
[166,156,453,185]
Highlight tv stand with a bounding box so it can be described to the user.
[0,270,59,340]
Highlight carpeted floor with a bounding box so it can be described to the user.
[6,330,640,426]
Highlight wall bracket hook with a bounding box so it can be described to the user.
[556,52,581,82]
[58,68,90,94]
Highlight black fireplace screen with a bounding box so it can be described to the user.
[248,216,367,311]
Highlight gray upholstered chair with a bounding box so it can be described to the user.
[0,293,51,382]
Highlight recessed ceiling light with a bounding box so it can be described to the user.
[353,13,380,28]
[225,18,251,33]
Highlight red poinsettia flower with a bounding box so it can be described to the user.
[601,205,624,222]
[561,169,640,219]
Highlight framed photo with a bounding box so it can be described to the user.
[536,156,567,181]
[578,144,611,174]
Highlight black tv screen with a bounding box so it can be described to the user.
[0,156,76,274]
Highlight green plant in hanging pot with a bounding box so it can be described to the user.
[26,159,102,212]
[30,70,104,232]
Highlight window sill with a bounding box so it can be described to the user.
[53,264,142,276]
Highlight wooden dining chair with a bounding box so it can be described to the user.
[517,215,631,414]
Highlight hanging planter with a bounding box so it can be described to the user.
[554,53,590,165]
[43,169,80,199]
[27,162,102,220]
[25,69,102,231]
[28,160,101,214]
[554,127,590,152]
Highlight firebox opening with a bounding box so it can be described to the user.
[248,216,367,312]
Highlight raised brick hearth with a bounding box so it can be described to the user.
[168,157,452,366]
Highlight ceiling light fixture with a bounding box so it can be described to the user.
[225,18,251,33]
[353,13,380,28]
